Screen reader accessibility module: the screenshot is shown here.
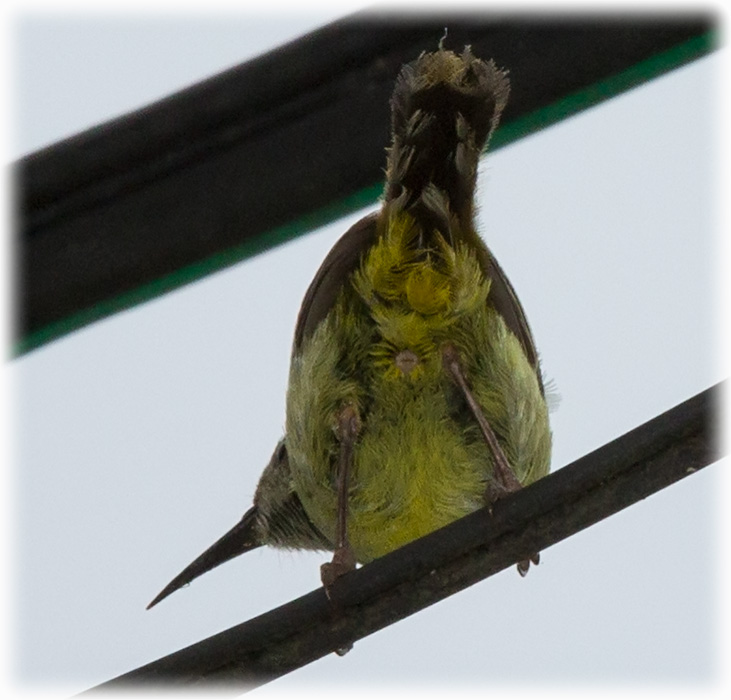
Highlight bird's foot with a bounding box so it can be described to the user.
[321,543,357,593]
[442,344,542,577]
[517,552,541,577]
[484,481,541,576]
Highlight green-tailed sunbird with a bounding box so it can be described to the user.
[148,45,551,609]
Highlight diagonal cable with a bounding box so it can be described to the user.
[82,381,724,693]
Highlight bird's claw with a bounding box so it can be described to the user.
[321,544,357,595]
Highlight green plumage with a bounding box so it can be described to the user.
[286,208,550,562]
[147,45,551,610]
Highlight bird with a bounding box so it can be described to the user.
[147,44,551,610]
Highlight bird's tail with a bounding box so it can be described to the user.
[384,46,509,234]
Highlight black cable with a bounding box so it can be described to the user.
[15,13,715,353]
[82,382,723,693]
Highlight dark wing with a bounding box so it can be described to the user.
[293,211,380,352]
[480,245,545,395]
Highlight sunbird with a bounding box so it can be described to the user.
[148,45,551,610]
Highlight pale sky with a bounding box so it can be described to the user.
[8,11,727,698]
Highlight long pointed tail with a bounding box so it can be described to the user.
[146,507,262,609]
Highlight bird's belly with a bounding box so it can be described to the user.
[287,354,490,563]
[346,397,488,562]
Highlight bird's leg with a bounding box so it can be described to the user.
[442,344,522,494]
[320,403,360,591]
[442,344,539,576]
